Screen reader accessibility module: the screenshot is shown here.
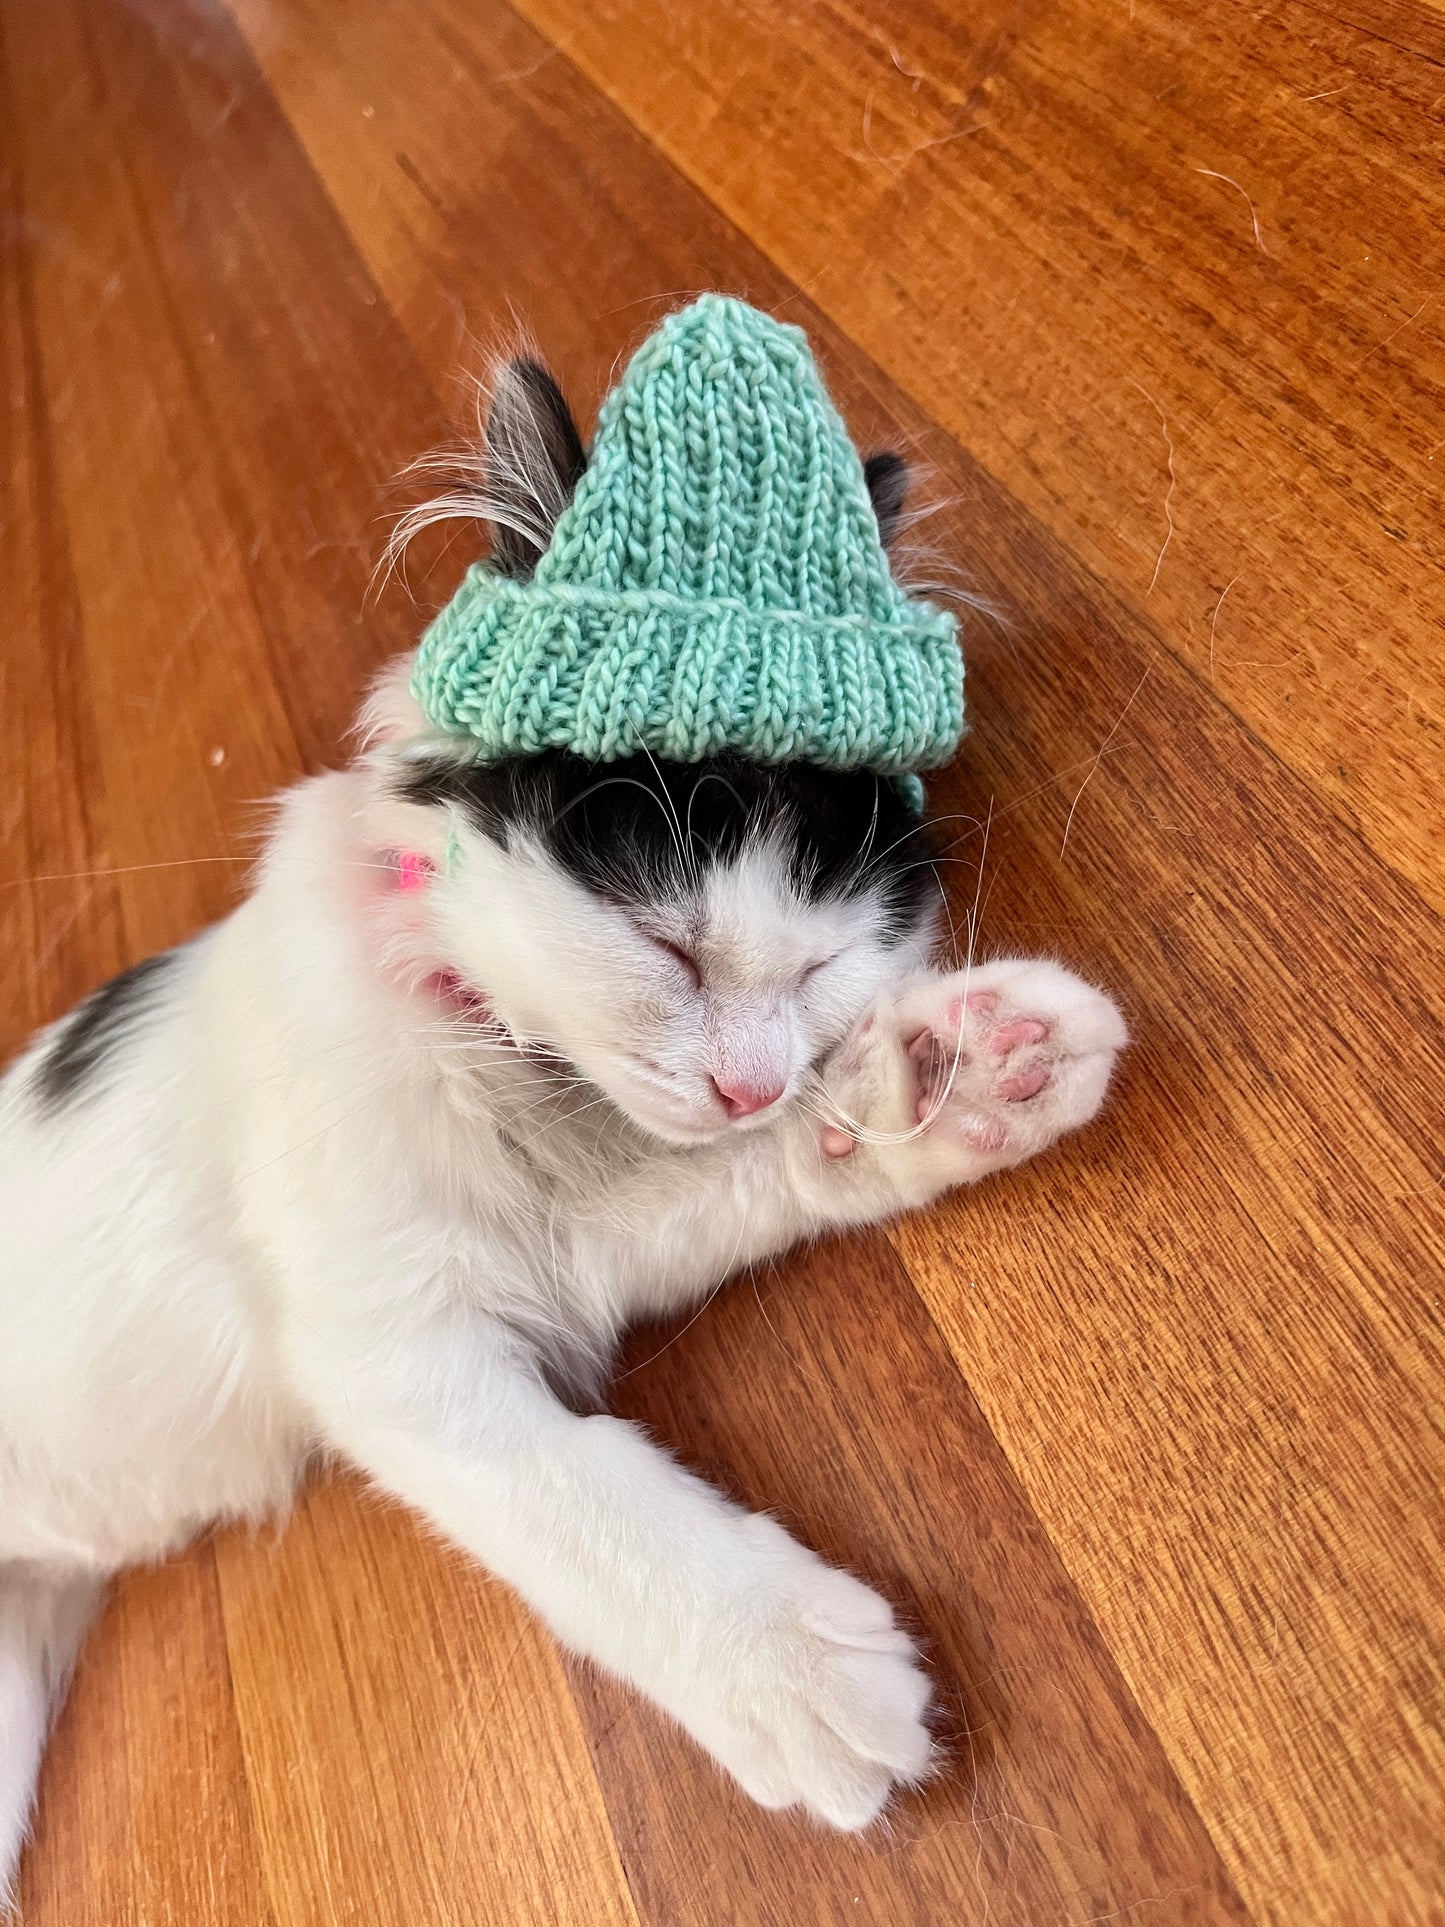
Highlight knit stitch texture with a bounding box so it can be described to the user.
[411,295,963,780]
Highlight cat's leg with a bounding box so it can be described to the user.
[814,957,1128,1209]
[0,1565,105,1909]
[289,1298,932,1829]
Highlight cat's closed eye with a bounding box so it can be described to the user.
[797,954,838,986]
[646,932,703,989]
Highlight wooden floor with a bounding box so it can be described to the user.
[4,0,1443,1919]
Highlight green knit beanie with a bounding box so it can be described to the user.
[411,295,963,789]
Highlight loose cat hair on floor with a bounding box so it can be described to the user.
[0,354,1127,1903]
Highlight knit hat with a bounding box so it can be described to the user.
[411,295,963,785]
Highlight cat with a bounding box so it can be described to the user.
[0,354,1127,1901]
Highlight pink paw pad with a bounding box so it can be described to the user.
[965,989,1000,1016]
[989,1017,1049,1056]
[998,1064,1051,1102]
[819,1124,856,1160]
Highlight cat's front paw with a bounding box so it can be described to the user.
[675,1524,933,1829]
[822,958,1127,1200]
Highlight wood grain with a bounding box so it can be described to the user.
[214,1481,638,1927]
[20,1549,272,1927]
[3,0,1443,1919]
[0,6,124,1056]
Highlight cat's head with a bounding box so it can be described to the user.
[390,747,936,1143]
[370,355,939,1145]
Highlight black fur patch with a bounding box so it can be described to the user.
[863,451,909,547]
[32,951,178,1114]
[398,751,936,942]
[487,360,588,581]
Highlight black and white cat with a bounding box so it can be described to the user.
[0,359,1126,1896]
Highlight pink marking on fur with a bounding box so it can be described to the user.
[998,1064,1050,1102]
[819,1124,856,1160]
[396,850,436,894]
[990,1017,1049,1057]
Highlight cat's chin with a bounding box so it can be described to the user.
[598,1063,803,1146]
[596,1081,742,1148]
[576,1058,732,1147]
[610,1101,733,1149]
[620,1101,790,1149]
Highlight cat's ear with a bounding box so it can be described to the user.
[486,359,588,580]
[863,450,910,548]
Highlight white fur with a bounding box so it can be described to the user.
[0,666,1127,1901]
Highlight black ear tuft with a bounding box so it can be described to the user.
[487,359,587,580]
[863,450,910,548]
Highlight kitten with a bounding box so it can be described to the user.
[0,357,1127,1899]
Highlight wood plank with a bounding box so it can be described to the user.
[504,0,1445,914]
[19,1548,273,1927]
[888,656,1445,1922]
[832,255,1445,1925]
[3,38,265,1918]
[68,0,444,771]
[6,0,296,961]
[0,4,125,1052]
[591,1229,1248,1926]
[1302,1,1445,65]
[214,1479,640,1927]
[228,2,1445,1920]
[2,36,265,1926]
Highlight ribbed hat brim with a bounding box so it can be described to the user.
[414,568,964,774]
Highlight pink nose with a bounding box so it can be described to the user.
[711,1076,785,1119]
